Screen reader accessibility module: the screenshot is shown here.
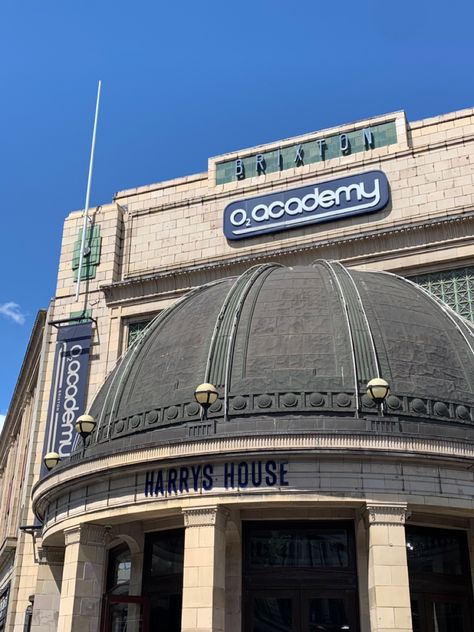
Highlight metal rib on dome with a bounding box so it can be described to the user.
[204,264,282,419]
[330,262,381,383]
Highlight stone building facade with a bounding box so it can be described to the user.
[3,107,474,632]
[0,311,47,632]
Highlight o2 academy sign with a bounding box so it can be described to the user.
[223,170,389,240]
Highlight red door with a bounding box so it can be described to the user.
[101,594,150,632]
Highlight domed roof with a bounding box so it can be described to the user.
[85,262,474,454]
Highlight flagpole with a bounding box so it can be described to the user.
[75,80,102,302]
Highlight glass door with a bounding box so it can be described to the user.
[302,590,357,632]
[406,527,474,632]
[247,590,299,632]
[243,521,359,632]
[102,595,150,632]
[411,593,473,632]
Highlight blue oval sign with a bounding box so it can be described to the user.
[223,170,389,240]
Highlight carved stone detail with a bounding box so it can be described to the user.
[366,502,409,526]
[102,389,471,444]
[37,545,64,566]
[64,523,109,547]
[182,506,230,530]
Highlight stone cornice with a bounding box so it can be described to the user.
[366,502,409,526]
[0,537,17,567]
[122,130,474,218]
[101,210,474,306]
[33,431,474,521]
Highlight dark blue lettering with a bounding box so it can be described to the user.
[238,462,249,488]
[251,461,262,486]
[191,465,201,491]
[179,467,189,493]
[154,470,164,495]
[279,461,289,486]
[256,154,265,175]
[340,133,350,154]
[265,460,277,486]
[363,128,374,149]
[202,464,213,490]
[317,139,326,159]
[145,471,154,497]
[224,462,234,489]
[235,159,245,180]
[168,468,177,494]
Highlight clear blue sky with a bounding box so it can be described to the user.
[1,0,473,417]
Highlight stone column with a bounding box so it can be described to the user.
[30,545,64,632]
[181,506,229,632]
[366,502,412,632]
[57,524,108,632]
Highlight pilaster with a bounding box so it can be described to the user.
[30,546,64,632]
[365,502,412,632]
[181,506,229,632]
[57,524,108,632]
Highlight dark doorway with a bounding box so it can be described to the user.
[407,526,474,632]
[101,595,150,632]
[141,529,184,632]
[243,521,359,632]
[101,543,149,632]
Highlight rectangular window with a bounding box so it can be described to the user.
[406,526,474,632]
[0,584,10,632]
[127,319,153,349]
[246,525,349,569]
[410,267,474,322]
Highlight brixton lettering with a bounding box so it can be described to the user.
[215,120,397,184]
[223,170,389,240]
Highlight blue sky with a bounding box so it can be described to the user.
[1,0,473,417]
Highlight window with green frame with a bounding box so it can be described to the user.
[127,319,153,348]
[410,267,474,323]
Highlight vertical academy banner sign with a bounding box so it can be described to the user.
[41,322,93,475]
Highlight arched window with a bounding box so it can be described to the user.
[106,544,132,595]
[102,543,149,632]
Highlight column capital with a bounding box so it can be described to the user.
[182,505,230,529]
[37,545,64,566]
[365,502,409,526]
[64,523,110,547]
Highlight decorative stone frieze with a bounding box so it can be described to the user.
[92,390,473,445]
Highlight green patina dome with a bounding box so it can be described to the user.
[82,261,474,456]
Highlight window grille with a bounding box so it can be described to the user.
[411,267,474,322]
[127,320,152,348]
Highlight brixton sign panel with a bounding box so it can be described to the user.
[223,170,389,241]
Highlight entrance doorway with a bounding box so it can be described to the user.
[243,522,359,632]
[141,528,184,632]
[101,595,150,632]
[407,526,474,632]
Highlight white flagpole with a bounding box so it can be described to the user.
[75,80,102,302]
